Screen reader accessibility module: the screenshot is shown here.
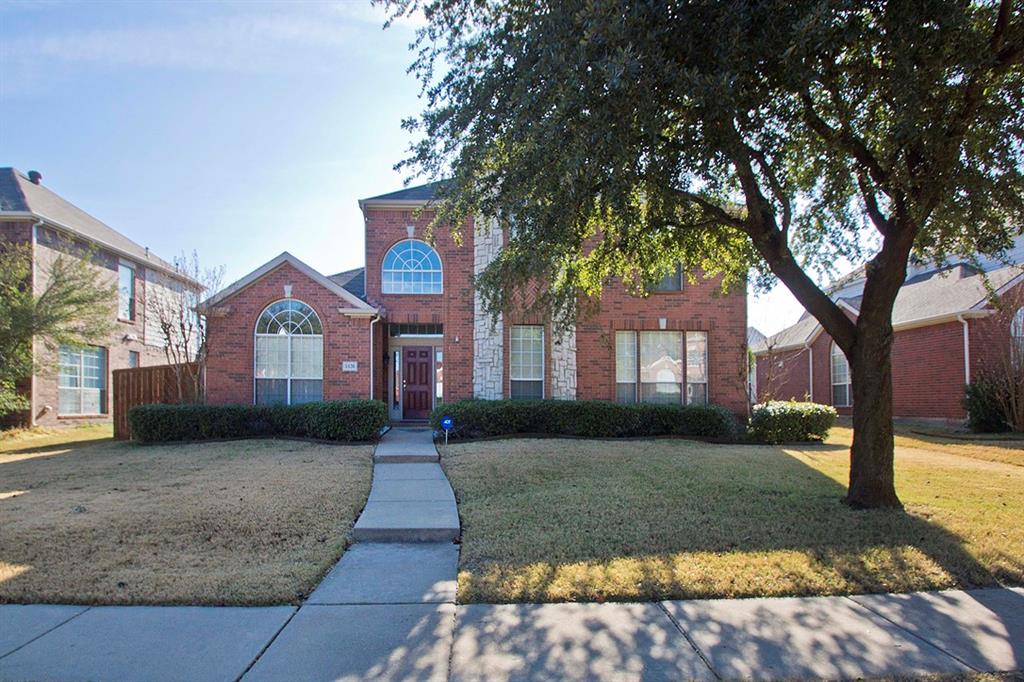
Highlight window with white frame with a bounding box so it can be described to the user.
[1012,308,1024,351]
[686,331,708,405]
[254,300,323,405]
[381,239,443,294]
[510,325,544,399]
[118,263,135,321]
[831,342,852,407]
[615,331,638,403]
[650,264,684,292]
[615,331,708,404]
[58,345,106,415]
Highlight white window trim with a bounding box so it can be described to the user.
[830,342,852,407]
[615,330,709,405]
[381,238,444,295]
[118,261,136,322]
[252,299,324,406]
[510,325,545,399]
[58,345,106,415]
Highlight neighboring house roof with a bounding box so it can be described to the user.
[200,252,377,315]
[358,180,446,208]
[747,327,766,347]
[328,267,366,301]
[0,167,198,286]
[754,262,1024,354]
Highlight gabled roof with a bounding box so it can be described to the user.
[0,167,197,285]
[328,267,366,301]
[358,180,446,208]
[200,252,377,314]
[754,263,1024,354]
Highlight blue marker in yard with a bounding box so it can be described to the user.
[441,416,454,447]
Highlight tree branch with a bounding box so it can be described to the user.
[800,91,890,191]
[856,174,893,237]
[669,189,746,230]
[747,146,792,235]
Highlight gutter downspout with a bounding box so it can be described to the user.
[369,313,382,399]
[805,342,814,402]
[957,314,970,386]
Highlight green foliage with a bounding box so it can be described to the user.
[0,239,116,416]
[128,401,388,444]
[964,380,1010,433]
[390,0,1023,325]
[749,401,838,443]
[430,399,737,440]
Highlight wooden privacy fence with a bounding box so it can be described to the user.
[113,363,200,440]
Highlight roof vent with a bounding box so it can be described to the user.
[27,170,42,185]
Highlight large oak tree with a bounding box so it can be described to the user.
[385,0,1024,508]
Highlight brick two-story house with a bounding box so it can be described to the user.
[202,182,749,420]
[0,168,201,428]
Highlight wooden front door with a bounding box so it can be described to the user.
[402,346,433,420]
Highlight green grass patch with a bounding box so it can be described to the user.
[441,437,1023,603]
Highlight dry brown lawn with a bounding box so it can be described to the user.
[442,435,1023,604]
[0,437,373,605]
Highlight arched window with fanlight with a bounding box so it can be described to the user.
[831,341,852,407]
[254,300,323,405]
[381,239,443,294]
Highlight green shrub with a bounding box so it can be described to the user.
[749,401,837,443]
[429,399,737,440]
[128,400,388,444]
[964,379,1009,433]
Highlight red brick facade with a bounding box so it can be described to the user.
[205,261,373,405]
[204,200,750,420]
[755,314,1004,421]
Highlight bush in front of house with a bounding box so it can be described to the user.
[964,379,1010,433]
[748,400,837,443]
[128,400,388,443]
[429,399,738,440]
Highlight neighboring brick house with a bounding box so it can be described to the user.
[752,256,1024,422]
[201,182,749,420]
[0,168,201,428]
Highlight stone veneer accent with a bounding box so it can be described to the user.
[473,217,504,399]
[550,325,578,399]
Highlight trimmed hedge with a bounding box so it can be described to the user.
[430,399,738,440]
[128,400,388,444]
[749,400,837,443]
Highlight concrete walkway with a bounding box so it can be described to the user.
[1,429,1022,680]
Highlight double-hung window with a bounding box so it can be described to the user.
[615,331,708,405]
[831,342,852,407]
[118,263,135,321]
[58,345,106,415]
[510,325,544,399]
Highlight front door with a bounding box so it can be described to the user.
[402,346,433,420]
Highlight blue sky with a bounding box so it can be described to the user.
[1,0,807,335]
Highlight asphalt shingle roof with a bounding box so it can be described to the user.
[328,267,366,301]
[754,262,1023,353]
[360,181,446,203]
[0,167,190,281]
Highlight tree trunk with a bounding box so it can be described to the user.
[845,319,903,509]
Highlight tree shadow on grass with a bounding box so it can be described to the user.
[449,442,1024,679]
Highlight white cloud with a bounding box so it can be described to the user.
[3,5,366,74]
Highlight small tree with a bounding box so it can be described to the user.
[385,0,1024,508]
[970,282,1024,431]
[0,240,115,417]
[149,251,223,403]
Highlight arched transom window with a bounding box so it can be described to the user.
[831,341,852,407]
[254,300,323,405]
[382,239,443,294]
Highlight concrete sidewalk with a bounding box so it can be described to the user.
[2,588,1021,681]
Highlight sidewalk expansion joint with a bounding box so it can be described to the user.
[0,606,90,662]
[657,601,721,681]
